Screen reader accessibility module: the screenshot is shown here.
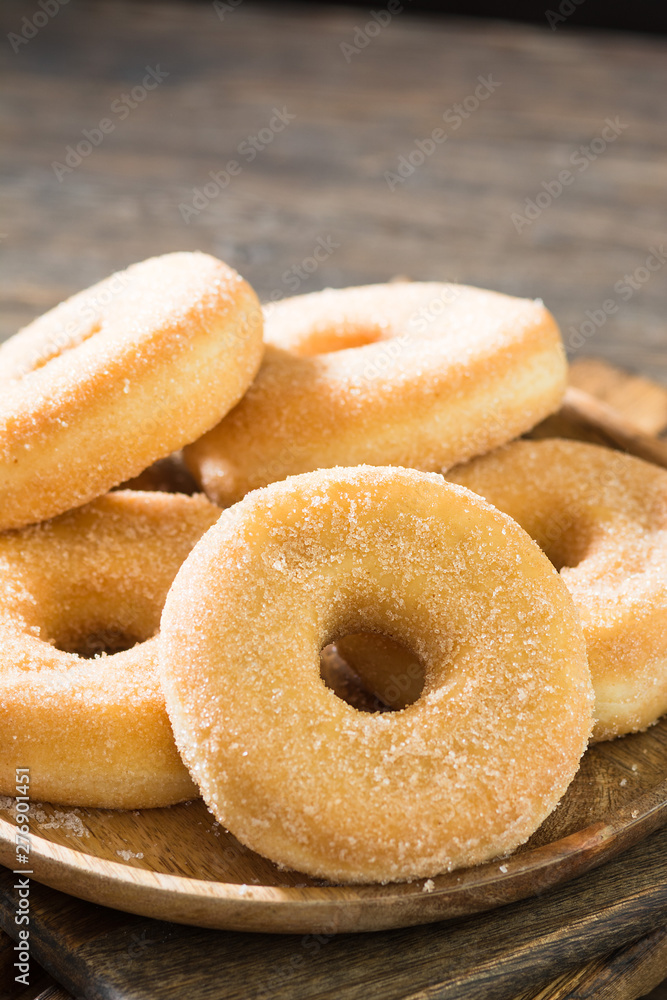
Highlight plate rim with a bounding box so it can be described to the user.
[1,778,665,932]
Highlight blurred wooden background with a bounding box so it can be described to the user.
[0,0,666,378]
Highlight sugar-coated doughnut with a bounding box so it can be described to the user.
[0,490,220,809]
[0,252,263,530]
[184,283,567,506]
[448,438,667,741]
[185,282,565,505]
[160,466,593,883]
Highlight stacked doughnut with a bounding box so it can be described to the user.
[0,252,263,808]
[1,252,664,884]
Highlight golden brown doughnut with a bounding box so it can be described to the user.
[0,252,263,530]
[160,466,592,883]
[184,282,567,506]
[0,490,220,808]
[447,438,667,741]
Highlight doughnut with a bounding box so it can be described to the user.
[0,251,263,531]
[0,490,220,809]
[447,438,667,741]
[184,282,567,506]
[160,466,593,883]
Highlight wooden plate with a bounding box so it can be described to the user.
[0,678,665,935]
[1,383,666,935]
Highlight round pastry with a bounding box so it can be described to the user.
[0,251,263,531]
[160,466,593,883]
[448,438,667,741]
[0,490,220,809]
[184,282,567,507]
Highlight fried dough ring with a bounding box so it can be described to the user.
[160,466,592,882]
[449,439,667,740]
[0,252,262,530]
[0,491,220,808]
[185,283,566,506]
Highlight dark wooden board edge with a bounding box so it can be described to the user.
[513,924,667,1000]
[3,901,666,1000]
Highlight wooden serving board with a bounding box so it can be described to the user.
[2,919,666,1000]
[0,358,666,941]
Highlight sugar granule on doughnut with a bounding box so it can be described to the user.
[184,282,567,506]
[160,466,593,883]
[0,490,220,809]
[0,251,263,530]
[448,438,667,741]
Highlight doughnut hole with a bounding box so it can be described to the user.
[528,512,597,573]
[275,322,386,356]
[19,319,103,378]
[446,454,599,575]
[24,575,163,661]
[54,624,150,659]
[117,452,200,496]
[320,633,425,712]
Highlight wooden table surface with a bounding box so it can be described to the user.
[1,0,667,377]
[1,1,666,997]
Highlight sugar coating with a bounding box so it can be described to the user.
[449,438,667,741]
[160,466,593,883]
[0,490,220,808]
[0,798,90,837]
[34,808,90,838]
[0,252,263,530]
[184,282,567,506]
